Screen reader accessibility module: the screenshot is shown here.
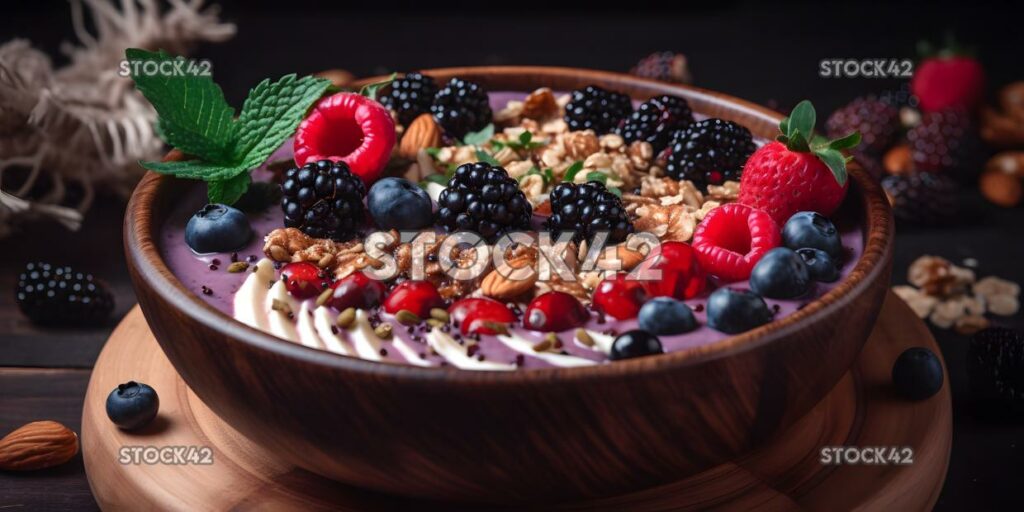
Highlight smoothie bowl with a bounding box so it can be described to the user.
[124,66,893,503]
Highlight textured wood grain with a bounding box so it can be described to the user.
[82,294,948,510]
[123,67,894,502]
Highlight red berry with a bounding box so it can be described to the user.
[294,92,396,185]
[643,241,706,300]
[522,291,589,332]
[281,262,330,299]
[692,203,781,282]
[449,297,516,335]
[738,141,848,225]
[912,55,985,113]
[593,273,649,320]
[326,272,386,311]
[383,280,444,318]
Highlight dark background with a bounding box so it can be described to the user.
[2,1,1023,510]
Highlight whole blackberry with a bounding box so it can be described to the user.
[16,262,114,326]
[564,85,633,134]
[630,52,692,84]
[436,162,532,240]
[968,327,1024,417]
[615,95,693,153]
[545,181,633,244]
[907,108,982,176]
[826,96,901,155]
[281,160,366,241]
[881,172,958,224]
[430,78,492,139]
[663,118,755,190]
[379,72,438,126]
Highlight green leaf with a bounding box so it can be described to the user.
[585,171,608,184]
[788,100,816,141]
[208,172,252,205]
[813,148,849,186]
[542,167,554,185]
[475,149,500,166]
[462,124,495,146]
[562,161,584,183]
[233,73,331,172]
[788,132,810,153]
[140,158,246,181]
[358,72,397,101]
[519,131,532,145]
[828,131,862,151]
[125,48,237,162]
[425,147,441,157]
[779,117,791,138]
[423,173,450,185]
[607,186,622,197]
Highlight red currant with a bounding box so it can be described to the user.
[593,273,649,320]
[383,280,444,318]
[643,241,706,300]
[326,272,386,311]
[449,297,517,335]
[281,262,329,299]
[522,291,589,332]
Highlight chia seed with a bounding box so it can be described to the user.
[379,348,388,357]
[694,304,704,312]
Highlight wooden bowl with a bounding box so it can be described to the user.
[124,67,893,504]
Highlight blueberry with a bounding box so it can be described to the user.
[184,204,252,254]
[610,330,664,360]
[367,177,434,231]
[638,297,698,335]
[706,288,773,334]
[796,248,840,283]
[892,347,944,400]
[750,247,812,299]
[106,381,159,430]
[782,211,842,258]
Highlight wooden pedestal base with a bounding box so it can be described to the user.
[82,293,950,510]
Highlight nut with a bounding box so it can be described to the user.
[988,294,1021,316]
[892,285,938,318]
[314,69,355,88]
[521,87,559,120]
[481,256,537,300]
[336,307,356,329]
[954,315,990,335]
[0,421,79,471]
[980,166,1023,208]
[883,144,913,175]
[399,114,443,159]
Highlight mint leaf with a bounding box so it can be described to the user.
[607,186,622,197]
[813,148,849,186]
[585,171,608,184]
[233,74,331,173]
[788,100,816,141]
[359,73,397,101]
[126,49,237,162]
[140,159,244,181]
[475,149,500,166]
[463,124,494,146]
[562,161,584,183]
[423,173,450,186]
[828,131,862,151]
[208,172,252,205]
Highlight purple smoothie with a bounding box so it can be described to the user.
[158,91,864,369]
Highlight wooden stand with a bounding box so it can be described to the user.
[81,292,950,511]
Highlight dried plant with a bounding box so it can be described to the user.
[0,0,235,238]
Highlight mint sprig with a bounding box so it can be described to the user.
[127,49,331,204]
[776,100,861,186]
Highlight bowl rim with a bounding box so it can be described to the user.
[125,65,893,384]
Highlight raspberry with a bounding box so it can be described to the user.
[663,118,755,191]
[436,162,533,241]
[294,92,396,184]
[379,72,438,126]
[15,262,114,326]
[563,85,633,134]
[691,203,781,282]
[826,96,900,155]
[430,78,492,139]
[281,160,367,241]
[615,95,693,152]
[545,181,633,244]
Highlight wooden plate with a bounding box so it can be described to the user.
[82,292,949,510]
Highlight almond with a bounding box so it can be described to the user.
[399,114,442,159]
[481,256,537,300]
[314,68,355,88]
[521,87,559,120]
[0,421,79,471]
[883,144,913,175]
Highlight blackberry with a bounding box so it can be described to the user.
[563,85,633,134]
[881,172,958,225]
[663,118,755,190]
[545,181,633,244]
[379,72,438,126]
[15,262,114,326]
[430,78,492,139]
[907,108,982,177]
[968,327,1024,417]
[436,162,532,241]
[615,95,694,153]
[630,52,691,84]
[281,160,366,241]
[826,96,901,155]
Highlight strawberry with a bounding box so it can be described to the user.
[911,38,985,113]
[738,100,860,225]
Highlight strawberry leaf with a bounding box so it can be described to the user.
[813,148,849,187]
[208,172,252,205]
[358,73,397,101]
[828,131,862,151]
[788,100,816,141]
